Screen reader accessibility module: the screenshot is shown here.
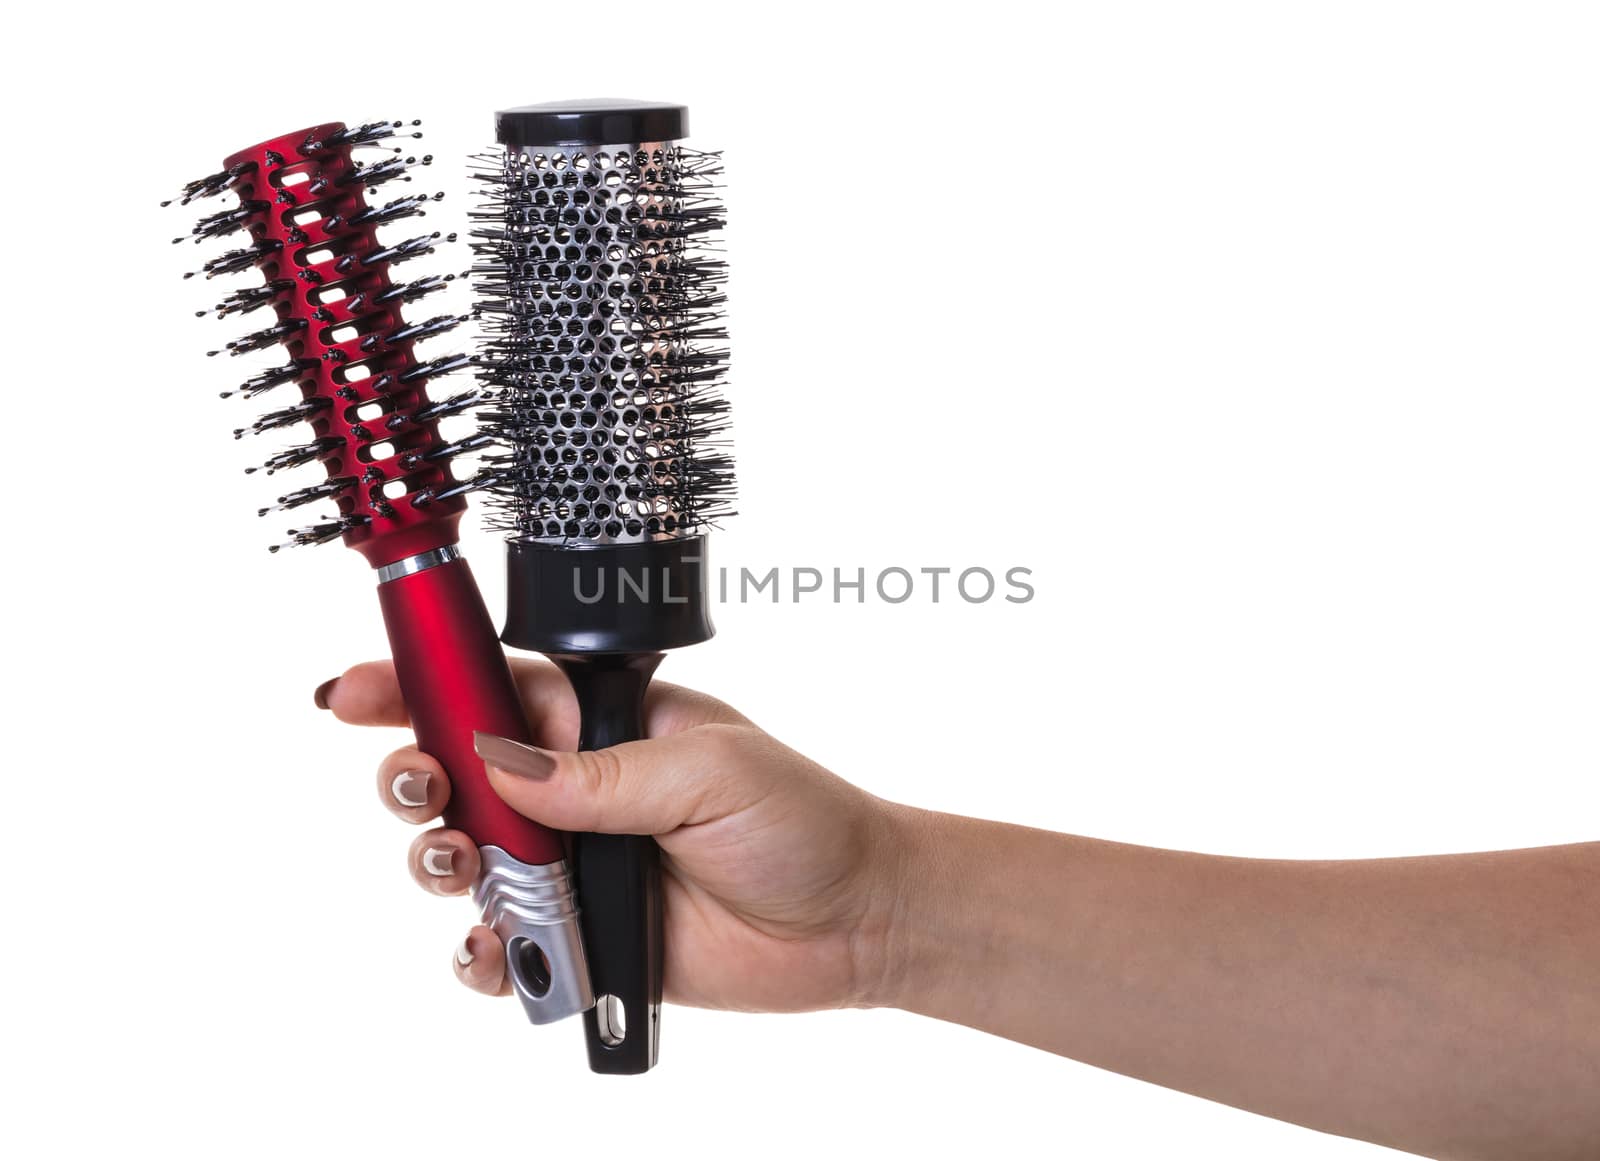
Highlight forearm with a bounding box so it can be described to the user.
[878,808,1600,1160]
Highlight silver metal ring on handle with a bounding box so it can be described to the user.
[376,544,462,584]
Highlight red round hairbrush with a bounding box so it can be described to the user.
[168,120,591,1026]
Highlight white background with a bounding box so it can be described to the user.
[5,2,1597,1157]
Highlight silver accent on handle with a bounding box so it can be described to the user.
[475,846,594,1024]
[376,544,462,584]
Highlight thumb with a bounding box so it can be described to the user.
[473,725,752,836]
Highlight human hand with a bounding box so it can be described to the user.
[318,659,914,1013]
[319,660,1600,1160]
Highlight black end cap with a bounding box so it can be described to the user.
[495,99,688,148]
[503,537,713,655]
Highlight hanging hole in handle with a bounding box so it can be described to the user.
[507,938,551,999]
[595,993,627,1046]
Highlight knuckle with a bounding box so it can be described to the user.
[695,722,758,767]
[680,688,748,727]
[569,747,623,800]
[380,746,427,775]
[691,724,773,811]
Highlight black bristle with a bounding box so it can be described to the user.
[258,476,356,515]
[161,161,256,208]
[210,280,293,319]
[247,436,343,476]
[234,397,331,439]
[303,121,409,154]
[268,514,370,553]
[348,231,444,271]
[178,200,270,245]
[360,313,468,353]
[337,154,433,192]
[187,239,283,280]
[390,388,486,430]
[467,144,734,543]
[222,359,314,400]
[408,432,493,468]
[399,352,471,384]
[352,272,459,312]
[412,471,500,507]
[213,318,308,358]
[347,192,441,228]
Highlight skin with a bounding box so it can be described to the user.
[325,658,1600,1161]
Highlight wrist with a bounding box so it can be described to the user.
[856,801,972,1014]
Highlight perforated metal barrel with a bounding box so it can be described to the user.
[471,102,731,548]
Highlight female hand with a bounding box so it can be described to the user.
[318,658,912,1013]
[317,659,1600,1159]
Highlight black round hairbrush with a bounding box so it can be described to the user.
[468,99,732,1074]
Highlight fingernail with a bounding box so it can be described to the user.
[391,770,431,808]
[455,938,475,968]
[313,677,338,710]
[474,732,556,780]
[423,847,457,877]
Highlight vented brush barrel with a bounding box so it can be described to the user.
[219,124,470,563]
[477,103,730,551]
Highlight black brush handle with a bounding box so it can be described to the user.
[551,652,665,1075]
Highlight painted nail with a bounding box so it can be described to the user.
[455,939,475,968]
[422,847,457,877]
[391,770,431,808]
[313,677,338,710]
[473,732,556,780]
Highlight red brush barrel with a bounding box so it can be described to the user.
[218,124,566,868]
[223,123,465,565]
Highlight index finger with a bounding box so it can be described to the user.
[318,657,747,745]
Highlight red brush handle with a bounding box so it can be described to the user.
[376,555,564,866]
